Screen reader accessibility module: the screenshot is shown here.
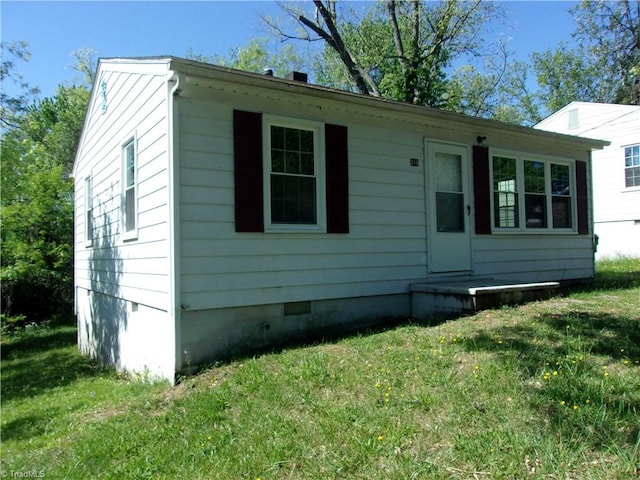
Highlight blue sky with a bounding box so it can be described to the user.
[2,1,579,99]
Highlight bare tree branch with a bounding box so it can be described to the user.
[310,0,380,96]
[388,1,407,74]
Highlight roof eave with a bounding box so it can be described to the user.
[167,57,608,152]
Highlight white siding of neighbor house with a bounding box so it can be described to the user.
[536,102,640,259]
[73,62,175,379]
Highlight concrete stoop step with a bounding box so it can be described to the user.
[411,277,560,317]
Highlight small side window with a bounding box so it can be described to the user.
[122,137,138,240]
[85,175,93,246]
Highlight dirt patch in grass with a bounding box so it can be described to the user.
[81,403,131,423]
[541,298,593,309]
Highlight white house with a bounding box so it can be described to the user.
[535,102,640,259]
[72,57,606,382]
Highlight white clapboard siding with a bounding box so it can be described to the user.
[472,234,595,281]
[73,64,171,311]
[177,81,602,311]
[177,90,428,310]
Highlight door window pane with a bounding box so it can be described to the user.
[435,152,462,192]
[436,192,464,232]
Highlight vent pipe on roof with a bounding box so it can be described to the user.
[263,68,274,76]
[285,71,308,83]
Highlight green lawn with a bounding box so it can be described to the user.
[2,258,639,479]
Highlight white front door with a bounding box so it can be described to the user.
[426,141,472,273]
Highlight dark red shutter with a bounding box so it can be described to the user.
[325,124,349,234]
[575,160,589,235]
[233,110,264,232]
[473,145,491,234]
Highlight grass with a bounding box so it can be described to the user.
[2,258,639,479]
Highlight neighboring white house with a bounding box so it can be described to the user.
[535,102,640,259]
[72,57,606,382]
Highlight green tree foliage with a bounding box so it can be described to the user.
[1,43,90,326]
[270,0,505,110]
[0,41,40,129]
[187,37,309,78]
[444,46,510,118]
[499,0,639,125]
[570,0,639,104]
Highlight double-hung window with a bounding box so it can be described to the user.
[263,116,324,231]
[233,110,348,234]
[122,137,137,239]
[493,156,518,228]
[550,163,572,228]
[624,144,640,188]
[491,152,574,232]
[524,160,547,228]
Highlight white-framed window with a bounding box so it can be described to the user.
[491,151,574,232]
[122,136,138,240]
[84,175,93,246]
[262,115,325,231]
[624,144,640,188]
[493,155,519,228]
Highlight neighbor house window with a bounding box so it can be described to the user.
[625,144,640,188]
[84,175,93,246]
[263,116,324,230]
[491,153,574,232]
[122,138,137,238]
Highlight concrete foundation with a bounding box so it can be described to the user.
[179,294,411,372]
